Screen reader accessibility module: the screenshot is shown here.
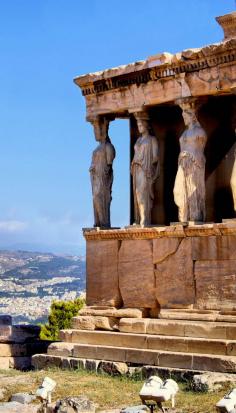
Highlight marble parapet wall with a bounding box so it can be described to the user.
[84,222,236,312]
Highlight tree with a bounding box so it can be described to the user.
[40,297,85,341]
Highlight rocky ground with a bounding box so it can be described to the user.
[0,368,236,412]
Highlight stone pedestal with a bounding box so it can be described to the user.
[32,222,236,374]
[0,315,49,369]
[84,222,236,313]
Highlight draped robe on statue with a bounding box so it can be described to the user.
[131,135,159,226]
[90,140,115,227]
[174,125,207,223]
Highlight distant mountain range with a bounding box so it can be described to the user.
[0,250,86,324]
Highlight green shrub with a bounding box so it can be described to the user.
[40,297,85,341]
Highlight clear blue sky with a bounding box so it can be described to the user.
[0,0,234,255]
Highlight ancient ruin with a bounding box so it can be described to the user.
[33,11,236,374]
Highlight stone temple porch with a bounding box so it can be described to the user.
[33,12,236,375]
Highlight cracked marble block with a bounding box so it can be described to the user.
[195,260,236,310]
[118,240,157,308]
[153,238,195,308]
[86,240,122,307]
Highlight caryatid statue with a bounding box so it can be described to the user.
[173,99,207,222]
[230,108,236,212]
[131,112,159,226]
[89,116,116,228]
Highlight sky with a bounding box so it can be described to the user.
[0,0,235,255]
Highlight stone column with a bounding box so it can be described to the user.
[173,98,207,223]
[130,110,159,226]
[88,115,116,228]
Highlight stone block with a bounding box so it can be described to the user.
[55,396,96,413]
[125,349,158,365]
[226,326,236,340]
[71,316,96,331]
[159,309,217,321]
[98,361,128,376]
[147,320,185,336]
[0,356,31,370]
[158,352,192,369]
[184,322,227,339]
[47,342,74,357]
[149,308,160,318]
[73,344,98,359]
[192,354,236,372]
[192,235,236,261]
[10,393,35,404]
[59,330,73,342]
[147,336,189,353]
[70,358,85,370]
[186,338,227,355]
[86,240,122,307]
[0,402,39,413]
[195,260,236,310]
[66,330,148,349]
[0,325,40,343]
[120,406,149,413]
[226,342,236,356]
[60,358,71,369]
[85,359,99,371]
[32,354,63,370]
[0,357,11,369]
[118,240,156,308]
[192,372,236,392]
[94,316,118,331]
[119,319,148,334]
[0,343,27,357]
[0,325,12,341]
[71,329,96,343]
[0,341,49,357]
[79,307,147,318]
[153,238,182,264]
[0,315,12,326]
[154,238,195,308]
[96,346,126,362]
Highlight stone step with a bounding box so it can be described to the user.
[0,341,50,357]
[59,329,236,356]
[118,318,236,339]
[0,356,31,370]
[159,310,236,323]
[32,353,204,379]
[78,307,148,318]
[44,342,236,373]
[0,325,40,343]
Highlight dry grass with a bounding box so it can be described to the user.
[0,368,231,412]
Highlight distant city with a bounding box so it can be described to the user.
[0,250,86,324]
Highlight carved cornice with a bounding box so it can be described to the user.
[83,222,236,241]
[75,40,236,97]
[216,12,236,40]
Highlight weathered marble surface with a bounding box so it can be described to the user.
[85,227,236,311]
[173,99,207,222]
[74,14,236,118]
[118,239,156,308]
[89,117,115,228]
[86,240,122,307]
[230,154,236,212]
[195,260,236,310]
[154,238,194,308]
[131,113,159,226]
